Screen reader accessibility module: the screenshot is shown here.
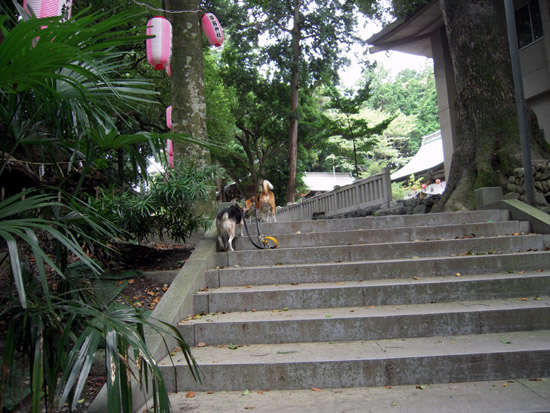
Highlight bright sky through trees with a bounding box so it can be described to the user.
[339,16,433,87]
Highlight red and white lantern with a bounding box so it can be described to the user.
[201,13,224,47]
[166,106,173,167]
[166,140,174,168]
[23,0,72,19]
[166,105,172,130]
[146,16,172,70]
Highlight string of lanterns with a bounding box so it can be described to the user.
[21,1,224,171]
[145,11,224,168]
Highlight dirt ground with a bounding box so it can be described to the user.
[112,241,194,272]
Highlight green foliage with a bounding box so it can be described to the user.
[355,0,431,20]
[0,8,200,412]
[391,173,425,199]
[365,64,439,151]
[95,162,221,244]
[324,84,394,177]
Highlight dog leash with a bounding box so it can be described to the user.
[242,202,278,249]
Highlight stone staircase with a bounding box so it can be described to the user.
[159,209,550,395]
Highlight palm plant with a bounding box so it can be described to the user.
[0,6,201,412]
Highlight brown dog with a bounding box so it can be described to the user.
[244,179,277,222]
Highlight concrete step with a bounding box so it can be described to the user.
[161,330,550,392]
[179,296,550,346]
[160,207,550,404]
[163,378,550,413]
[217,233,546,267]
[206,251,550,288]
[193,271,550,313]
[234,220,531,250]
[246,209,511,235]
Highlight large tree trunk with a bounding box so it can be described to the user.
[434,0,534,211]
[165,0,215,216]
[285,0,300,204]
[166,0,210,167]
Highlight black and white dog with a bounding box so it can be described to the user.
[216,204,245,252]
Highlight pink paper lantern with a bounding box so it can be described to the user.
[23,0,72,19]
[201,13,224,47]
[146,16,172,70]
[166,105,172,130]
[166,140,174,167]
[166,106,173,167]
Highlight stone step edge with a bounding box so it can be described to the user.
[193,271,550,313]
[161,330,550,392]
[164,329,550,367]
[239,219,528,238]
[178,296,550,346]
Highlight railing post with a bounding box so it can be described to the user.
[381,167,392,207]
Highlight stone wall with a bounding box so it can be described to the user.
[505,161,550,213]
[322,195,442,219]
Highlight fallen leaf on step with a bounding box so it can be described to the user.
[455,273,461,277]
[385,386,392,389]
[501,339,512,344]
[244,407,255,410]
[312,387,323,392]
[416,385,426,390]
[197,342,207,347]
[412,256,420,260]
[242,389,249,396]
[296,231,301,234]
[413,276,420,280]
[534,297,540,300]
[170,347,182,356]
[186,391,195,398]
[207,391,214,394]
[257,390,263,394]
[520,297,529,301]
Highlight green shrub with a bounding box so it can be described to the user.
[94,161,221,243]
